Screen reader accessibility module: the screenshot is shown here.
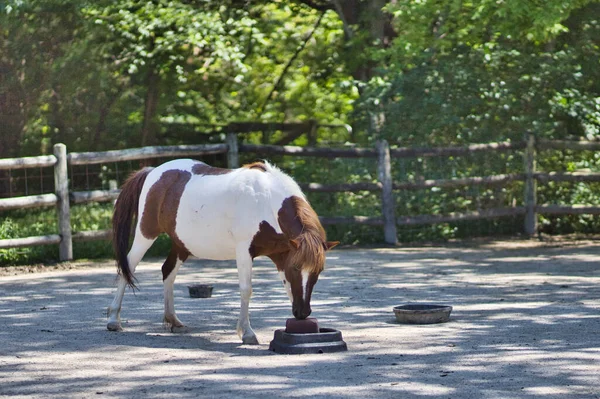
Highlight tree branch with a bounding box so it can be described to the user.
[257,11,326,117]
[295,0,334,12]
[332,0,353,39]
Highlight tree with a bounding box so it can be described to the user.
[294,0,396,81]
[355,0,600,145]
[85,0,252,147]
[0,1,85,157]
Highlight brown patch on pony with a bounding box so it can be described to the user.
[242,161,267,172]
[249,221,288,269]
[112,167,154,288]
[267,251,288,272]
[161,244,189,281]
[140,169,192,279]
[191,162,231,176]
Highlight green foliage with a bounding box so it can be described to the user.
[0,210,59,264]
[1,0,356,154]
[350,0,600,240]
[3,0,600,265]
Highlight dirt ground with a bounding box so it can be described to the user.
[1,240,599,398]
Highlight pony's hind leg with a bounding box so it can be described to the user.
[107,234,155,331]
[162,246,188,333]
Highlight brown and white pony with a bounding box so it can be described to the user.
[107,159,338,344]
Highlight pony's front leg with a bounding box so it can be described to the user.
[235,244,259,345]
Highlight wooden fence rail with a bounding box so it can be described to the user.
[3,135,600,260]
[0,155,57,170]
[238,143,377,158]
[0,194,58,211]
[68,143,229,165]
[389,140,523,158]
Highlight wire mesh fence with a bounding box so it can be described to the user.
[3,136,600,264]
[0,167,55,199]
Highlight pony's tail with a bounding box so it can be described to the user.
[112,167,153,288]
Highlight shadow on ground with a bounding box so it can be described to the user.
[1,242,599,398]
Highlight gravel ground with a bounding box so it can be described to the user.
[1,240,599,398]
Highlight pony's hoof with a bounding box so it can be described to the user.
[242,334,259,345]
[170,325,189,334]
[107,321,123,332]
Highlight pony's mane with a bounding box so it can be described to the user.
[242,161,267,172]
[286,196,327,274]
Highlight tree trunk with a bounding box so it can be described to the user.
[91,88,122,151]
[140,67,160,147]
[49,85,66,145]
[0,62,26,197]
[0,63,26,158]
[331,0,394,81]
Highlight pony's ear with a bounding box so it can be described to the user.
[289,239,301,249]
[325,241,340,251]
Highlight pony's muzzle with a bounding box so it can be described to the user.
[293,305,311,320]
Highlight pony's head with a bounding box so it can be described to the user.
[272,195,339,319]
[246,162,339,320]
[250,195,338,319]
[277,234,338,319]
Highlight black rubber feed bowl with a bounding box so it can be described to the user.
[269,328,348,354]
[393,304,453,324]
[188,284,213,298]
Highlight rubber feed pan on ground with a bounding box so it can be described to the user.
[269,328,348,354]
[393,304,453,324]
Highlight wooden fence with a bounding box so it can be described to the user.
[2,134,600,261]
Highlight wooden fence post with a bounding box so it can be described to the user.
[53,143,73,261]
[524,134,537,236]
[377,140,398,245]
[226,132,239,169]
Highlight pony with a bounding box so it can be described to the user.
[106,159,338,344]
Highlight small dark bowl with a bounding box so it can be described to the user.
[188,284,213,298]
[393,304,452,324]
